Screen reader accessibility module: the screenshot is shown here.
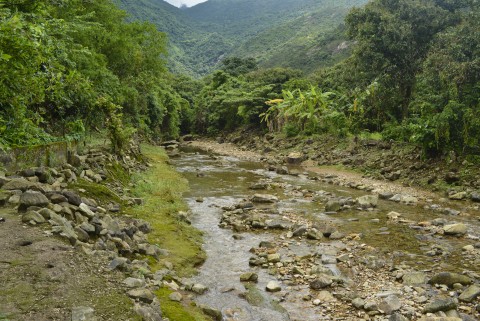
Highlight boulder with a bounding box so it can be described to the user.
[123,277,146,288]
[251,194,278,203]
[21,210,46,224]
[266,281,281,292]
[402,272,427,286]
[63,190,82,206]
[356,194,378,208]
[423,298,457,313]
[325,200,341,212]
[192,283,208,294]
[19,191,49,211]
[240,272,258,283]
[78,203,95,218]
[169,292,183,302]
[49,193,68,204]
[443,223,467,236]
[199,305,222,321]
[471,192,480,203]
[285,152,304,165]
[310,275,333,290]
[378,295,402,314]
[458,284,480,302]
[428,272,472,287]
[449,191,467,200]
[127,288,155,304]
[2,178,34,191]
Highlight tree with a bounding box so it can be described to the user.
[346,0,458,120]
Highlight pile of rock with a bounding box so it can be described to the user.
[0,149,167,320]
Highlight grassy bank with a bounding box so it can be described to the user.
[130,144,208,321]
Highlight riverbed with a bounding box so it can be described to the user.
[172,146,480,320]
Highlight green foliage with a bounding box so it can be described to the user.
[96,97,135,155]
[119,0,368,76]
[0,0,184,148]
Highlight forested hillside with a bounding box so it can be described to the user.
[0,0,187,150]
[118,0,367,75]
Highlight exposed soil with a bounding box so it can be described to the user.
[0,207,136,321]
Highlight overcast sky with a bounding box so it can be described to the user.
[164,0,208,7]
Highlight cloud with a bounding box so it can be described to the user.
[164,0,208,7]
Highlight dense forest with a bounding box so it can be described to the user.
[1,0,479,159]
[118,0,368,76]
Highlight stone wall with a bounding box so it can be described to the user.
[0,141,79,172]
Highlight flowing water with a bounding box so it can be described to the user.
[172,147,480,321]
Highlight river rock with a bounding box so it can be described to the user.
[387,211,402,220]
[471,192,480,202]
[19,191,49,211]
[71,306,96,321]
[356,194,378,208]
[123,277,146,288]
[240,272,258,282]
[429,272,472,287]
[169,292,182,302]
[379,295,402,314]
[127,288,155,303]
[443,223,467,236]
[267,253,281,263]
[286,152,303,164]
[78,203,95,218]
[352,297,365,309]
[423,298,457,313]
[200,305,222,321]
[418,318,461,321]
[403,272,428,285]
[108,257,129,270]
[192,283,208,294]
[266,281,281,292]
[310,275,333,290]
[316,290,335,302]
[458,284,480,302]
[449,191,467,200]
[325,200,341,212]
[2,178,34,191]
[251,194,278,203]
[133,303,163,321]
[22,210,46,224]
[63,190,82,206]
[389,313,408,321]
[74,227,89,242]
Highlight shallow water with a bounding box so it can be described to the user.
[172,147,480,320]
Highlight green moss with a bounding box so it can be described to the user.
[155,288,209,321]
[72,179,124,206]
[131,144,206,277]
[128,144,208,320]
[105,162,130,186]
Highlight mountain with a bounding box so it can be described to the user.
[118,0,368,76]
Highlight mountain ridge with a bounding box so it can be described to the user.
[118,0,368,76]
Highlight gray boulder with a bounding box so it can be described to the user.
[459,284,480,302]
[423,298,457,313]
[251,194,278,203]
[19,191,49,211]
[429,272,472,287]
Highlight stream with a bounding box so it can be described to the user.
[172,146,480,320]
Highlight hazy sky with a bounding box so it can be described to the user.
[164,0,208,7]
